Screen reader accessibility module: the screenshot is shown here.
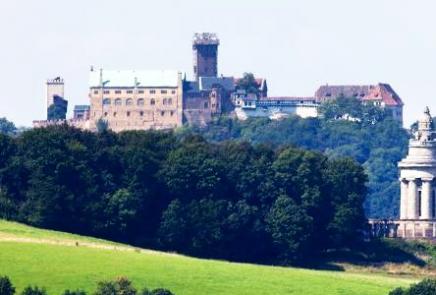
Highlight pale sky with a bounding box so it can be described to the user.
[1,0,435,127]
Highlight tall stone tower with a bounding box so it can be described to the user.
[398,107,436,238]
[193,33,219,81]
[46,77,67,120]
[46,77,65,108]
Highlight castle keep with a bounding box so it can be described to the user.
[34,33,404,131]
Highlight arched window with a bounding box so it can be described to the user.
[126,98,133,106]
[168,98,172,105]
[163,98,167,105]
[103,98,111,106]
[114,98,122,106]
[150,98,156,105]
[113,112,117,117]
[137,98,144,106]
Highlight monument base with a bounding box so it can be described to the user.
[396,220,436,239]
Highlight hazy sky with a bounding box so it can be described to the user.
[1,0,435,127]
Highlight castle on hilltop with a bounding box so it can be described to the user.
[33,33,404,131]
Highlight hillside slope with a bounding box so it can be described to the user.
[0,220,413,295]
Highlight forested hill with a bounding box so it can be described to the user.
[185,97,410,218]
[0,124,366,265]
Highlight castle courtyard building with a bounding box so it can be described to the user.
[315,83,404,124]
[88,69,183,132]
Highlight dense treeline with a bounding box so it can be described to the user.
[186,97,410,218]
[0,275,174,295]
[0,124,366,264]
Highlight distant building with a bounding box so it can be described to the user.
[193,33,219,81]
[396,107,436,238]
[33,33,406,131]
[46,77,64,108]
[88,69,183,132]
[234,83,404,124]
[46,77,68,120]
[73,105,90,120]
[315,83,404,124]
[233,95,317,121]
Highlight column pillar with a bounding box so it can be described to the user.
[400,179,408,219]
[421,180,432,220]
[408,179,418,219]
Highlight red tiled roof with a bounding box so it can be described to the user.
[314,83,403,106]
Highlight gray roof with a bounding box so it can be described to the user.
[74,105,90,111]
[89,69,180,88]
[199,76,235,91]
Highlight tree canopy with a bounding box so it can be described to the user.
[187,97,409,218]
[0,124,367,265]
[0,118,16,136]
[235,72,259,94]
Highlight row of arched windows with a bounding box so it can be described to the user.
[102,98,171,107]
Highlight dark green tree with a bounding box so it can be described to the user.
[389,278,436,295]
[0,118,16,135]
[62,290,87,295]
[388,288,406,295]
[94,281,116,295]
[265,195,314,263]
[318,96,363,121]
[150,289,174,295]
[236,72,259,94]
[96,119,109,133]
[20,286,46,295]
[324,158,367,247]
[101,189,140,238]
[0,276,15,295]
[95,277,136,295]
[158,199,187,250]
[47,97,67,120]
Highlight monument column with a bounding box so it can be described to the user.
[408,179,418,219]
[400,179,408,219]
[421,180,432,220]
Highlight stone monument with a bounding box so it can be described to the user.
[398,107,436,238]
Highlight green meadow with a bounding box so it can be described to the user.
[0,220,414,295]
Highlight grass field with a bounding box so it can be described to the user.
[0,220,415,295]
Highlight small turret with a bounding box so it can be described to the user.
[418,106,433,131]
[416,107,435,143]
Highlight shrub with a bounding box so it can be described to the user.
[94,277,136,295]
[20,286,46,295]
[389,278,436,295]
[150,290,174,295]
[62,290,86,295]
[0,276,15,295]
[388,288,406,295]
[94,281,116,295]
[407,278,436,295]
